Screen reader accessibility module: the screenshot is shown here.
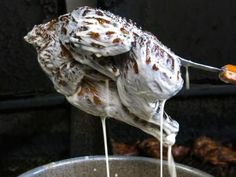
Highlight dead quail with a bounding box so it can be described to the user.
[24,6,236,147]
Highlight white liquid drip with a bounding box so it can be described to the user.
[101,79,111,177]
[159,100,166,177]
[185,66,190,90]
[168,145,177,177]
[101,117,110,177]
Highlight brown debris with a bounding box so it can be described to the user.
[152,64,159,71]
[77,84,102,105]
[106,31,115,36]
[138,138,168,159]
[61,27,67,35]
[93,95,102,105]
[120,27,129,35]
[111,138,190,161]
[193,136,236,166]
[112,141,139,156]
[60,44,74,59]
[77,87,86,96]
[47,19,57,31]
[96,18,110,25]
[88,32,100,40]
[133,61,139,74]
[138,138,190,160]
[146,57,151,64]
[112,38,122,44]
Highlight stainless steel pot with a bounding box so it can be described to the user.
[18,156,214,177]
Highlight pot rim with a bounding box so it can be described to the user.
[18,155,214,177]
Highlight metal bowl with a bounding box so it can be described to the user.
[18,156,214,177]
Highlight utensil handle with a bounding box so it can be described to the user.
[219,64,236,84]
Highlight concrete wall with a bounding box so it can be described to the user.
[0,1,70,176]
[0,0,55,98]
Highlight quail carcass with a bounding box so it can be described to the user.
[24,6,236,147]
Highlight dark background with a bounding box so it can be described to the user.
[0,0,236,176]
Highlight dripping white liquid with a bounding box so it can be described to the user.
[159,100,166,177]
[185,66,190,90]
[101,79,111,177]
[168,145,177,177]
[101,117,110,177]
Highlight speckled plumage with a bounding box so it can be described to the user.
[24,6,184,146]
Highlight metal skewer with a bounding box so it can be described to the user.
[179,57,236,84]
[179,57,222,72]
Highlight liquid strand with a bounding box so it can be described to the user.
[101,79,111,177]
[185,66,190,90]
[159,100,166,177]
[168,145,177,177]
[101,117,110,177]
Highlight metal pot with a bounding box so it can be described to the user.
[18,156,214,177]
